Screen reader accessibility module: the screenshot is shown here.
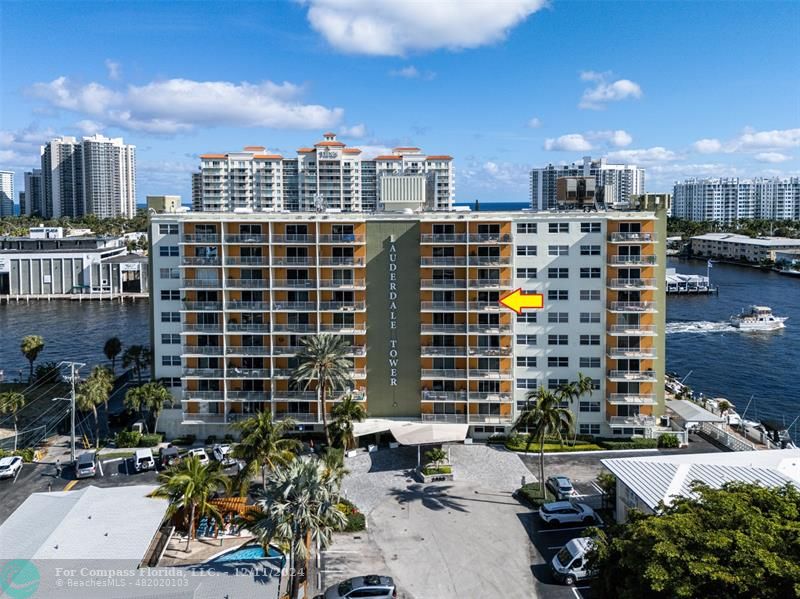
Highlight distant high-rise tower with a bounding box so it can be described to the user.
[22,169,44,216]
[40,135,136,219]
[0,170,13,217]
[673,178,800,223]
[530,156,644,211]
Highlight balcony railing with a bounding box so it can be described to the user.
[182,301,223,310]
[422,391,468,401]
[275,412,321,423]
[272,391,317,401]
[272,257,315,266]
[608,415,657,427]
[227,368,271,378]
[470,301,504,311]
[228,301,270,311]
[469,323,513,333]
[319,234,365,243]
[608,301,657,312]
[227,391,269,401]
[608,394,658,405]
[182,345,224,355]
[224,234,269,243]
[318,323,367,333]
[608,369,658,382]
[271,279,316,288]
[420,279,467,289]
[421,302,467,311]
[183,323,222,332]
[182,257,221,266]
[421,369,468,379]
[468,414,513,424]
[226,278,270,288]
[318,257,364,266]
[468,233,512,243]
[470,279,513,289]
[420,234,467,244]
[468,369,514,379]
[469,392,513,402]
[468,346,512,356]
[318,301,366,311]
[421,346,467,356]
[225,257,269,266]
[182,390,224,401]
[181,279,221,288]
[182,412,226,424]
[183,368,224,378]
[319,279,366,289]
[182,234,220,243]
[420,323,467,333]
[272,323,316,332]
[609,278,658,290]
[608,324,658,335]
[421,413,467,423]
[468,256,511,265]
[609,255,657,266]
[227,323,270,332]
[271,234,315,243]
[608,232,656,243]
[272,301,317,311]
[226,346,271,356]
[607,347,657,358]
[421,257,466,266]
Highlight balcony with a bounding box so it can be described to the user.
[181,257,221,266]
[272,391,317,401]
[227,323,270,332]
[468,346,512,356]
[182,234,220,243]
[181,278,222,288]
[226,257,270,266]
[608,415,657,428]
[468,256,511,266]
[608,278,658,290]
[421,301,467,312]
[319,234,365,243]
[274,412,321,423]
[421,257,466,266]
[421,369,468,379]
[609,255,657,266]
[182,390,224,401]
[470,301,504,312]
[272,323,316,333]
[182,412,226,424]
[422,390,467,402]
[226,346,271,356]
[319,279,366,289]
[226,278,270,288]
[271,234,315,244]
[469,392,513,402]
[470,279,513,289]
[607,347,657,359]
[608,394,658,405]
[608,301,657,313]
[183,323,222,332]
[608,324,658,336]
[181,301,223,311]
[272,257,315,266]
[227,391,269,401]
[271,279,316,289]
[420,234,467,244]
[608,232,656,243]
[319,301,366,311]
[224,234,269,243]
[421,346,467,357]
[421,413,467,423]
[272,368,294,378]
[608,370,658,382]
[468,233,512,243]
[468,369,514,379]
[469,323,513,334]
[182,346,224,356]
[420,279,466,289]
[228,301,270,311]
[318,257,364,266]
[272,301,317,311]
[318,323,367,334]
[227,368,271,378]
[468,414,513,424]
[183,368,224,378]
[420,323,467,333]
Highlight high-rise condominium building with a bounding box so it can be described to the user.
[0,170,14,217]
[40,135,136,219]
[530,156,645,211]
[673,178,800,223]
[150,205,667,442]
[21,169,44,216]
[194,133,454,213]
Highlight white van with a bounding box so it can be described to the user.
[550,537,597,585]
[134,448,155,472]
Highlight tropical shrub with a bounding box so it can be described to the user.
[657,434,680,448]
[114,430,142,448]
[337,498,366,532]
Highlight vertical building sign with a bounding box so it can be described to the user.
[388,241,398,386]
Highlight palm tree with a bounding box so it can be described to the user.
[103,337,122,373]
[320,447,349,497]
[559,372,594,444]
[291,334,354,446]
[512,387,574,494]
[152,456,230,551]
[124,385,149,427]
[0,392,26,450]
[237,457,347,599]
[717,400,732,428]
[328,394,366,451]
[231,411,301,493]
[425,447,447,469]
[76,367,112,448]
[20,335,45,382]
[124,381,172,432]
[122,345,151,384]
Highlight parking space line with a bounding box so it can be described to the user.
[538,525,603,533]
[64,480,78,491]
[571,587,582,599]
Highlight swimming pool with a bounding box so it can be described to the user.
[210,544,285,565]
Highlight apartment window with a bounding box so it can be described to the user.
[549,223,569,233]
[161,355,181,366]
[548,378,569,390]
[517,378,538,389]
[516,334,537,346]
[548,356,569,367]
[160,268,180,279]
[547,290,568,301]
[548,334,568,346]
[580,401,601,413]
[580,289,601,301]
[548,245,569,256]
[160,377,182,388]
[580,245,601,256]
[516,267,537,279]
[160,290,180,301]
[591,378,601,390]
[548,267,569,279]
[160,311,180,323]
[580,267,602,279]
[580,424,601,435]
[518,312,538,323]
[517,245,537,256]
[580,357,602,368]
[548,312,569,323]
[161,333,180,344]
[159,224,179,235]
[580,312,601,323]
[580,334,601,345]
[581,222,601,233]
[516,356,537,367]
[517,223,537,234]
[159,246,179,257]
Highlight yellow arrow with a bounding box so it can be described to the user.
[498,288,544,315]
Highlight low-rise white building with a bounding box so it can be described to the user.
[690,233,800,263]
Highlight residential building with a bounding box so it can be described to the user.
[147,194,183,213]
[530,156,645,211]
[40,134,136,219]
[22,169,44,216]
[194,133,454,213]
[673,177,800,223]
[690,232,800,263]
[0,170,13,216]
[602,449,800,522]
[149,205,667,441]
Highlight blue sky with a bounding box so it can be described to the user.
[1,0,798,203]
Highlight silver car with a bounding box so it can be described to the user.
[319,575,396,599]
[539,501,597,526]
[75,452,97,479]
[546,475,574,500]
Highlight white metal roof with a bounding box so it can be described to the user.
[666,399,725,423]
[602,449,800,511]
[353,419,469,445]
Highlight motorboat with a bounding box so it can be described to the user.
[730,306,787,331]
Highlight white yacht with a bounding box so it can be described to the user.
[730,306,787,331]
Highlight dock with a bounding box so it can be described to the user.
[0,292,149,304]
[666,268,718,295]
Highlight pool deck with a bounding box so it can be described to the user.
[160,534,257,566]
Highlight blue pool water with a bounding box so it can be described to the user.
[210,544,285,564]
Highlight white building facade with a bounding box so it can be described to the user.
[530,156,645,211]
[673,177,800,223]
[0,170,14,217]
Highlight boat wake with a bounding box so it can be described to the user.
[666,320,738,334]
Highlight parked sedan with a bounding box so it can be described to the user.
[187,448,209,465]
[539,501,597,526]
[317,575,397,599]
[546,476,575,500]
[0,456,22,479]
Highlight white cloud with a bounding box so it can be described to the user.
[75,119,104,135]
[579,71,642,110]
[606,147,681,164]
[543,134,593,152]
[302,0,546,56]
[388,65,436,80]
[692,128,800,155]
[590,129,633,148]
[354,144,392,159]
[105,59,121,81]
[0,125,56,168]
[340,123,367,138]
[754,152,792,163]
[692,138,722,154]
[527,117,542,128]
[27,76,344,134]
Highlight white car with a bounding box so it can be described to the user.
[318,575,397,599]
[212,444,236,467]
[0,456,23,479]
[188,448,209,465]
[539,501,597,526]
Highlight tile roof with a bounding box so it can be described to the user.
[426,155,453,161]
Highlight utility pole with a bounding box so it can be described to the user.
[58,361,85,464]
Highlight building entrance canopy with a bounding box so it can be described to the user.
[353,418,469,446]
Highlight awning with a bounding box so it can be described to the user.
[352,419,469,446]
[353,419,395,438]
[666,400,725,423]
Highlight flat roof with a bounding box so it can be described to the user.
[602,449,800,511]
[691,233,800,247]
[666,399,724,423]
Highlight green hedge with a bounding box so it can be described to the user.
[114,431,163,448]
[516,483,556,508]
[505,437,603,453]
[597,438,658,450]
[422,465,453,475]
[171,434,196,446]
[138,433,163,447]
[0,448,35,462]
[337,498,366,532]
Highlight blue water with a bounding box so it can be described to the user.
[210,544,284,564]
